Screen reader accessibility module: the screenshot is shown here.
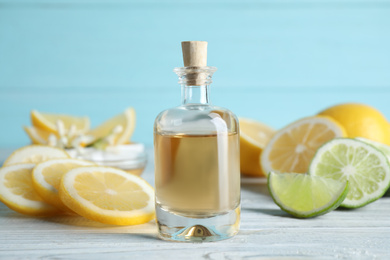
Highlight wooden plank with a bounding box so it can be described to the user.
[1,0,390,147]
[1,87,390,147]
[1,0,390,6]
[0,162,389,259]
[0,1,389,89]
[0,148,389,258]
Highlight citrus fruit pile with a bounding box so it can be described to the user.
[24,108,136,149]
[240,103,390,218]
[0,145,155,225]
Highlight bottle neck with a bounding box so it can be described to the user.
[174,66,217,106]
[181,84,210,105]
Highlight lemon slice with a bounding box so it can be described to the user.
[261,116,346,175]
[239,118,275,177]
[32,159,95,211]
[268,172,349,218]
[88,107,136,145]
[0,164,62,216]
[24,126,56,145]
[3,145,70,166]
[59,166,155,225]
[309,138,390,208]
[31,110,90,134]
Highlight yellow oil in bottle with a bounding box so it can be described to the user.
[154,133,240,217]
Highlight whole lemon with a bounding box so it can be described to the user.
[318,103,390,145]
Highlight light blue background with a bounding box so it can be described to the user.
[1,0,390,148]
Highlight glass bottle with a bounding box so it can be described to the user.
[154,41,240,242]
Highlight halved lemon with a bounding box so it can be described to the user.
[261,116,346,175]
[0,164,62,216]
[88,107,136,145]
[3,145,70,166]
[31,110,90,134]
[239,118,275,177]
[32,159,95,211]
[59,166,155,225]
[24,126,56,145]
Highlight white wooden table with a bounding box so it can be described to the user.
[0,148,389,259]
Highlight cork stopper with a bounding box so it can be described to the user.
[181,41,208,67]
[179,41,212,86]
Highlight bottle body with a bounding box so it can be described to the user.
[154,73,241,241]
[154,106,240,217]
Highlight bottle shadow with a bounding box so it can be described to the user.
[46,215,160,240]
[45,214,158,230]
[241,182,270,197]
[244,207,291,218]
[0,209,160,239]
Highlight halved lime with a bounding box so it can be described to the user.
[356,137,390,159]
[309,138,390,208]
[356,138,390,198]
[268,172,348,218]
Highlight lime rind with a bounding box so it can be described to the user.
[355,137,390,160]
[355,138,390,197]
[309,138,390,208]
[267,172,349,218]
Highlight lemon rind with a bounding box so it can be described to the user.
[0,164,61,216]
[3,145,70,166]
[59,166,155,225]
[261,116,346,176]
